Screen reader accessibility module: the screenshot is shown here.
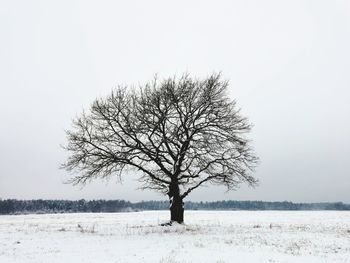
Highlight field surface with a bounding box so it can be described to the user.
[0,211,349,262]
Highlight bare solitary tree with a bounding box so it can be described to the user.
[62,73,258,223]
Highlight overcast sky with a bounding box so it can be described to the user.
[1,0,349,203]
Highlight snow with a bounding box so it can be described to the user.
[0,211,349,262]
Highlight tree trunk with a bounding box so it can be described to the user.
[170,196,184,223]
[168,181,184,223]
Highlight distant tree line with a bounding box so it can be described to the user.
[0,199,349,215]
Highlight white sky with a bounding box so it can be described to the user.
[1,0,349,202]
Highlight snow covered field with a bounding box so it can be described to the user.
[0,211,349,263]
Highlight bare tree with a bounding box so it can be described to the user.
[62,73,258,223]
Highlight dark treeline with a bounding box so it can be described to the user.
[0,199,349,215]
